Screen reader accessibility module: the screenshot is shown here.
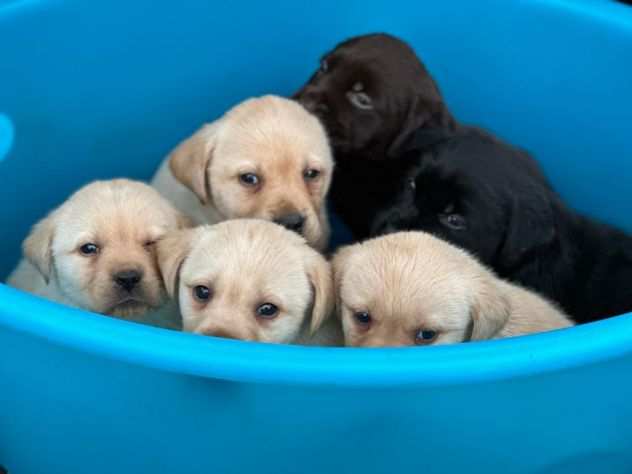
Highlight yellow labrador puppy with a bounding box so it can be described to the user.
[157,219,342,345]
[332,232,573,347]
[7,179,190,327]
[151,95,334,250]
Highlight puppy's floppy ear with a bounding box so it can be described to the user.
[470,277,510,340]
[331,245,355,289]
[156,228,197,298]
[497,189,556,271]
[169,121,222,205]
[331,245,356,317]
[305,251,335,335]
[387,89,455,157]
[23,212,58,284]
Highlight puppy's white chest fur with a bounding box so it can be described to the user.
[151,160,223,225]
[8,259,67,304]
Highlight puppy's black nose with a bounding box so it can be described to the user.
[113,269,143,292]
[275,213,306,234]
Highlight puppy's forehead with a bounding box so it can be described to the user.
[341,233,476,316]
[218,96,332,165]
[322,52,380,89]
[335,34,420,68]
[327,37,430,102]
[184,221,311,293]
[56,180,178,242]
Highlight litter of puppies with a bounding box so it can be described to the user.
[7,33,632,347]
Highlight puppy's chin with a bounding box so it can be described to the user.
[105,299,156,319]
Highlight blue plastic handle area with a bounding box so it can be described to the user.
[0,113,13,162]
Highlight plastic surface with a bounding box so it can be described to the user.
[0,114,13,162]
[1,1,632,473]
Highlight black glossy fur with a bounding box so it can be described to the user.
[372,127,632,323]
[294,33,455,238]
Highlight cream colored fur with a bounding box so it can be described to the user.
[151,95,334,250]
[6,179,190,328]
[332,231,573,347]
[157,219,342,345]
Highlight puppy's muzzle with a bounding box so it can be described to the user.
[112,269,143,292]
[274,213,306,235]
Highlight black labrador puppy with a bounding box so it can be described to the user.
[372,127,632,323]
[294,33,457,239]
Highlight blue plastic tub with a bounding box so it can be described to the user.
[2,1,632,473]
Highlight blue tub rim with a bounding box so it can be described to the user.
[1,283,630,387]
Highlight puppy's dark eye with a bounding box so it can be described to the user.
[319,59,328,73]
[354,311,372,326]
[303,168,321,181]
[347,91,374,110]
[439,213,467,231]
[239,173,260,187]
[256,303,279,319]
[415,329,438,345]
[79,243,99,256]
[143,240,156,251]
[193,285,211,302]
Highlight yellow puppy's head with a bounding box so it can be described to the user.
[332,231,510,347]
[157,219,334,343]
[169,95,333,250]
[23,179,191,318]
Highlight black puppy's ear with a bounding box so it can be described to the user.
[387,93,455,157]
[497,190,556,271]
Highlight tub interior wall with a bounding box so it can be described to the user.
[1,0,632,278]
[2,325,632,474]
